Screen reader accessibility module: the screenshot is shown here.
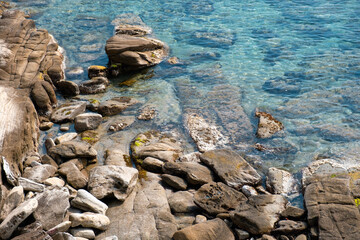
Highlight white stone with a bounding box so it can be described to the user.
[70,212,110,231]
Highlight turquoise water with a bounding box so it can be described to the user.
[12,0,360,173]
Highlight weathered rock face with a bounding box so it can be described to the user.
[51,102,87,123]
[255,111,284,138]
[230,195,287,235]
[79,77,109,94]
[49,140,97,160]
[31,80,57,115]
[194,182,247,216]
[200,149,261,189]
[184,113,228,152]
[173,218,235,240]
[0,186,24,221]
[33,187,70,230]
[97,97,139,116]
[88,165,138,201]
[142,157,165,173]
[74,112,103,132]
[131,131,183,162]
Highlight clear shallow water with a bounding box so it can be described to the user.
[11,0,360,173]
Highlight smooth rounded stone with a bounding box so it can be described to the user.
[142,156,164,173]
[57,80,80,97]
[33,187,70,230]
[44,177,65,187]
[60,124,71,132]
[295,234,307,240]
[137,106,156,120]
[178,152,201,163]
[184,113,229,152]
[70,212,110,231]
[59,162,88,189]
[230,195,287,235]
[18,177,45,192]
[194,182,247,216]
[51,101,87,123]
[162,174,187,190]
[242,185,258,197]
[168,191,198,213]
[104,148,128,166]
[255,111,284,138]
[173,218,235,240]
[70,228,95,239]
[200,149,261,189]
[97,97,139,116]
[162,162,214,185]
[55,132,78,144]
[88,65,107,79]
[131,131,183,162]
[0,186,24,221]
[53,232,76,240]
[47,221,72,236]
[40,121,54,131]
[74,237,88,240]
[273,220,308,234]
[23,164,57,183]
[195,215,207,224]
[49,140,97,159]
[88,165,138,201]
[266,167,298,195]
[234,229,250,240]
[258,235,276,240]
[0,198,38,239]
[11,230,52,240]
[71,189,108,214]
[79,77,109,94]
[281,206,306,219]
[74,113,102,132]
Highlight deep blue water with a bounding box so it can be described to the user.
[11,0,360,174]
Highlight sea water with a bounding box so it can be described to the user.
[11,0,360,175]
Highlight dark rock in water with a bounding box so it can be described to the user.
[51,101,87,123]
[107,116,135,132]
[315,124,360,142]
[200,149,261,189]
[33,187,70,230]
[88,165,138,201]
[190,63,224,83]
[131,130,183,162]
[162,174,187,190]
[189,29,236,48]
[162,162,214,186]
[97,97,139,116]
[263,76,301,95]
[173,218,235,240]
[194,182,247,216]
[87,65,107,79]
[255,111,284,139]
[190,51,221,62]
[112,13,152,37]
[79,77,109,94]
[184,0,214,15]
[168,191,199,213]
[230,195,287,235]
[22,164,57,183]
[31,80,57,115]
[49,140,97,160]
[74,112,102,132]
[251,28,277,39]
[56,80,80,97]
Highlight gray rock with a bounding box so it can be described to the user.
[55,132,78,144]
[88,165,138,201]
[71,189,108,214]
[49,140,97,159]
[79,77,109,94]
[178,152,201,163]
[22,164,57,183]
[0,198,38,239]
[33,187,70,230]
[131,131,183,162]
[0,186,24,221]
[168,191,198,213]
[241,185,258,197]
[273,220,307,234]
[44,177,66,188]
[107,115,135,132]
[47,221,72,236]
[194,182,247,216]
[57,80,80,97]
[281,206,306,219]
[234,229,250,240]
[2,156,17,186]
[59,161,88,189]
[142,157,164,173]
[70,228,95,239]
[200,149,261,189]
[173,218,235,240]
[51,101,87,123]
[184,113,228,152]
[266,167,298,195]
[255,111,283,138]
[97,97,139,116]
[230,195,287,235]
[18,177,45,192]
[74,113,102,132]
[99,237,118,240]
[162,162,213,185]
[104,148,129,166]
[70,212,110,231]
[162,174,187,190]
[175,214,196,230]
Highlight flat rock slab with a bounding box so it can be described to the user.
[194,182,247,215]
[49,140,97,159]
[131,130,183,162]
[230,195,287,235]
[18,177,45,192]
[200,149,261,189]
[162,162,213,185]
[88,165,138,201]
[173,218,235,240]
[0,186,24,221]
[51,101,87,123]
[97,97,139,116]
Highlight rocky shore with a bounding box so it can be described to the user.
[1,7,360,240]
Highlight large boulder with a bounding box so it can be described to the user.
[87,165,138,201]
[200,149,261,189]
